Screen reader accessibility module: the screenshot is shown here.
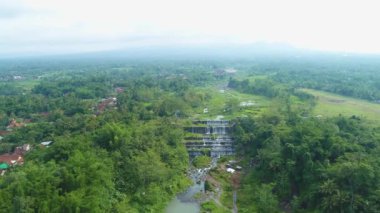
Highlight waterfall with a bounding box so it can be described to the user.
[185,120,235,157]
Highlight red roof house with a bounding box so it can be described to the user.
[0,154,24,166]
[7,119,24,130]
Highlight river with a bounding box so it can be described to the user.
[166,158,218,213]
[165,182,202,213]
[165,168,206,213]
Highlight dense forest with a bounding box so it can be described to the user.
[246,56,380,102]
[0,63,214,212]
[0,55,379,212]
[233,105,380,212]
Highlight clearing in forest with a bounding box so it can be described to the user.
[302,89,380,121]
[191,85,271,120]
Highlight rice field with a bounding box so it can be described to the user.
[302,89,380,122]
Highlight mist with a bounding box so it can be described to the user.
[1,0,380,57]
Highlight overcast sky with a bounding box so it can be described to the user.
[1,0,380,56]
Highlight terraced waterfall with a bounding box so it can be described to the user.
[166,120,235,213]
[184,120,235,157]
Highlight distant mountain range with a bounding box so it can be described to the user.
[1,42,380,60]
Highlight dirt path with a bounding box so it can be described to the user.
[206,175,223,206]
[231,172,241,213]
[233,191,238,213]
[211,187,223,206]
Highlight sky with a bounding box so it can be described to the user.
[1,0,380,56]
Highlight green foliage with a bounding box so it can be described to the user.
[193,155,212,168]
[0,149,115,213]
[204,180,213,192]
[229,78,284,98]
[0,118,190,212]
[0,67,195,212]
[272,60,380,102]
[154,96,190,117]
[201,201,230,213]
[0,83,23,96]
[253,184,280,213]
[1,58,380,213]
[233,109,380,212]
[302,88,380,122]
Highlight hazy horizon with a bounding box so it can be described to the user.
[1,0,380,57]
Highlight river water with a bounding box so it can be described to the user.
[165,183,202,213]
[165,169,205,213]
[165,197,199,213]
[166,158,218,213]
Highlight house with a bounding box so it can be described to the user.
[225,68,237,74]
[226,168,235,174]
[41,141,53,147]
[97,97,117,113]
[115,87,124,93]
[214,69,226,78]
[6,119,24,130]
[13,76,22,80]
[0,154,24,166]
[0,143,31,176]
[14,144,31,155]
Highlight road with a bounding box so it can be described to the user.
[233,191,238,213]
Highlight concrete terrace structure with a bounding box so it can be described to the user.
[184,120,235,157]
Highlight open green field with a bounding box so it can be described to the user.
[190,85,271,120]
[14,80,40,91]
[0,79,40,92]
[302,89,380,121]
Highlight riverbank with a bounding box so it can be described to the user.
[166,160,214,213]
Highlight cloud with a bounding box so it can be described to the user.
[0,0,32,18]
[0,9,22,18]
[1,0,380,56]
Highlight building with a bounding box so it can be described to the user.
[226,168,235,174]
[14,144,31,155]
[0,154,24,166]
[6,119,24,130]
[214,69,226,78]
[225,68,237,74]
[97,97,117,114]
[115,87,124,93]
[0,152,25,176]
[41,141,53,147]
[0,143,31,176]
[0,163,8,176]
[13,76,22,80]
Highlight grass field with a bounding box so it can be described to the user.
[15,80,40,91]
[190,85,271,120]
[302,89,380,121]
